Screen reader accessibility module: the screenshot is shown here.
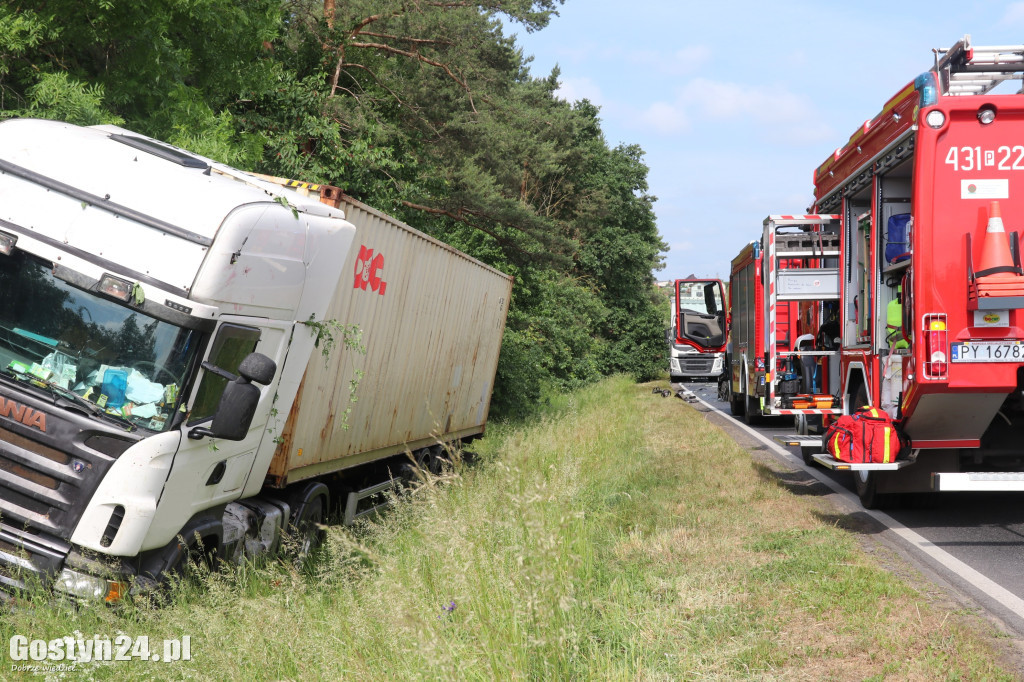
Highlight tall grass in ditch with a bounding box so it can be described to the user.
[1,376,1017,680]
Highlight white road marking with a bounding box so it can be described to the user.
[687,388,1024,620]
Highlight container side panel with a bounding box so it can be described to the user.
[274,197,511,477]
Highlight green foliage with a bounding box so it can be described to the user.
[0,0,671,420]
[300,316,367,430]
[300,315,366,362]
[13,72,124,126]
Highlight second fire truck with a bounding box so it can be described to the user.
[770,35,1024,507]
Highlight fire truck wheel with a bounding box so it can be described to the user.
[728,381,744,416]
[743,393,761,425]
[850,384,898,508]
[801,445,820,467]
[854,470,899,509]
[795,414,820,466]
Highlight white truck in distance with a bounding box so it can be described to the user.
[0,119,511,600]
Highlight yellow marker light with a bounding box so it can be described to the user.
[105,580,127,603]
[928,320,946,331]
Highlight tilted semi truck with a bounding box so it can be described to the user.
[0,119,511,600]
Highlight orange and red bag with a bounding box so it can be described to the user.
[824,406,910,464]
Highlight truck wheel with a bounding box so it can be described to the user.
[849,385,898,509]
[795,414,819,467]
[854,470,900,510]
[728,381,745,417]
[743,392,762,425]
[426,445,451,475]
[288,482,328,557]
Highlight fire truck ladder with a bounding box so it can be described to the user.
[934,34,1024,96]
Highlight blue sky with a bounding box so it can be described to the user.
[511,1,1024,281]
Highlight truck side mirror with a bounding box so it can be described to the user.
[704,284,718,315]
[188,352,277,442]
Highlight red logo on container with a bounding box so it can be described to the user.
[354,245,387,295]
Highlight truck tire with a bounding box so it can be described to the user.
[287,482,329,557]
[728,381,745,417]
[849,385,899,509]
[743,393,761,425]
[425,445,451,475]
[795,414,820,467]
[854,470,900,510]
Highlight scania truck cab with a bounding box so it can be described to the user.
[0,119,355,599]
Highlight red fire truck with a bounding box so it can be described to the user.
[798,35,1024,507]
[669,278,728,381]
[726,218,844,448]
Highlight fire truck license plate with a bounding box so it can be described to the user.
[951,341,1024,362]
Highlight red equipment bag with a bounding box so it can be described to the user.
[824,406,909,464]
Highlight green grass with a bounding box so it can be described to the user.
[1,375,1018,680]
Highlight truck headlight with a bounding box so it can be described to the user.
[54,568,126,602]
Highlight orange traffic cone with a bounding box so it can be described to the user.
[977,201,1014,274]
[975,200,1024,300]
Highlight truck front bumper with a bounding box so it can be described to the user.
[670,353,724,378]
[0,521,69,594]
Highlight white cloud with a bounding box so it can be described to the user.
[1002,2,1024,24]
[681,78,807,122]
[553,76,604,105]
[626,45,712,75]
[627,77,834,144]
[666,46,713,75]
[639,102,689,134]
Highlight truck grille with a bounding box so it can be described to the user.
[681,358,715,373]
[0,409,130,589]
[0,427,82,537]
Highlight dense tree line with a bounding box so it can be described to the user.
[0,0,667,418]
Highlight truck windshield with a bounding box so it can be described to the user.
[0,250,199,432]
[676,281,723,316]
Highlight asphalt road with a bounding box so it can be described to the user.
[675,379,1024,640]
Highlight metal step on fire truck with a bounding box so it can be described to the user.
[768,35,1024,508]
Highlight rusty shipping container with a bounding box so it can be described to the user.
[266,192,512,485]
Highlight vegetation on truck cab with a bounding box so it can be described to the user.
[0,0,668,420]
